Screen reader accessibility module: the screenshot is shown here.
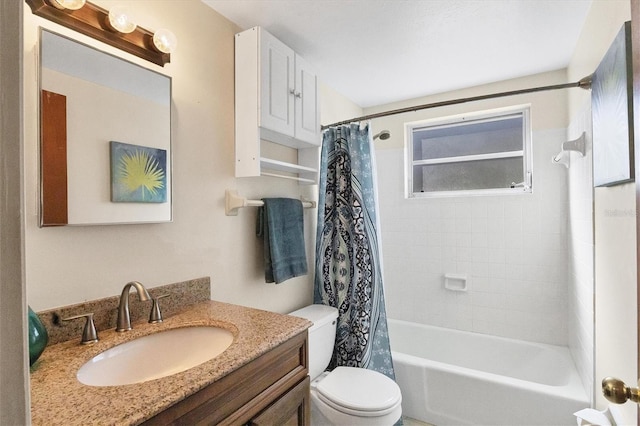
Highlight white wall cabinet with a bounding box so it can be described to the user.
[235,26,321,184]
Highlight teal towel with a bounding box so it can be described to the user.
[256,198,308,284]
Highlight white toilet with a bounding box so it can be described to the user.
[290,304,402,426]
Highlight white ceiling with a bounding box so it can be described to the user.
[203,0,593,108]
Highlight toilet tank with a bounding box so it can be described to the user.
[289,304,338,380]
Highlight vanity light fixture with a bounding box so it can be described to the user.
[26,0,173,67]
[152,29,178,54]
[48,0,85,10]
[106,6,137,34]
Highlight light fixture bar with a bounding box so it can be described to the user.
[26,0,170,67]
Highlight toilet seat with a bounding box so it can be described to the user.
[315,367,402,417]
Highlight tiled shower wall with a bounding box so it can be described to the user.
[567,100,594,403]
[378,128,569,346]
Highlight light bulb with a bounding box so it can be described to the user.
[152,29,177,54]
[107,6,137,34]
[49,0,86,10]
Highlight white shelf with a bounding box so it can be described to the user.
[259,158,318,184]
[260,172,316,184]
[260,158,317,174]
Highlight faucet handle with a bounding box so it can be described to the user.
[61,313,98,345]
[149,294,170,324]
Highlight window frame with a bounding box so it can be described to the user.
[405,104,533,198]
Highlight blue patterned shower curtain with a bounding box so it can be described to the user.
[314,123,395,380]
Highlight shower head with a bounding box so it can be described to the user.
[374,130,391,140]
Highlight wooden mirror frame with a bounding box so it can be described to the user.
[26,0,170,67]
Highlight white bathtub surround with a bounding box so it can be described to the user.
[378,128,569,345]
[389,319,588,426]
[567,100,595,404]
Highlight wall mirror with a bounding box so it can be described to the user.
[39,29,172,226]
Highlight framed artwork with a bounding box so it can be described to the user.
[592,21,634,187]
[110,141,167,203]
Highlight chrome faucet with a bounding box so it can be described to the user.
[116,281,151,332]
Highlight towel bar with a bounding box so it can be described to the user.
[225,189,316,216]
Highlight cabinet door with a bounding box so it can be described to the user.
[260,29,295,137]
[294,55,320,145]
[249,376,310,426]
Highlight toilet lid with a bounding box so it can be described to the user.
[316,367,402,415]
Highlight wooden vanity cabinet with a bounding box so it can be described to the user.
[142,331,309,426]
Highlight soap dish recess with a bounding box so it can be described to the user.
[444,274,468,292]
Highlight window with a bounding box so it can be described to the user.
[406,106,532,198]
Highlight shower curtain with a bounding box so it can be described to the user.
[314,123,395,380]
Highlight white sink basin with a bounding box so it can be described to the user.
[77,326,234,386]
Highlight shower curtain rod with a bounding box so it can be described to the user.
[321,74,593,130]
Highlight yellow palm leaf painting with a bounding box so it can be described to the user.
[110,141,167,203]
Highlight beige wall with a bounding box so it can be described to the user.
[23,1,358,313]
[320,82,363,127]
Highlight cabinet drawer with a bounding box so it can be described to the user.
[143,330,308,425]
[249,376,310,426]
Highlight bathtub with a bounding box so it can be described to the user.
[388,319,589,426]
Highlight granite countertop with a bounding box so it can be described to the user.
[30,300,311,425]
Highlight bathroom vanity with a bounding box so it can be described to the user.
[143,331,309,425]
[29,300,311,425]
